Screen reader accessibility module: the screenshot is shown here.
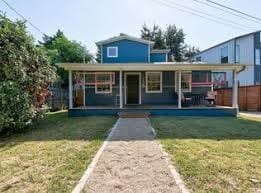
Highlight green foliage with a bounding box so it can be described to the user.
[40,30,93,85]
[141,24,199,62]
[0,14,56,132]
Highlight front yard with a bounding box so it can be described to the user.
[0,111,116,193]
[152,116,261,193]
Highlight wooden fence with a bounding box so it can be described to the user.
[216,85,261,112]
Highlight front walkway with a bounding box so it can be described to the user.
[83,118,182,193]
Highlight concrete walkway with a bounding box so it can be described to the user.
[83,118,182,193]
[239,112,261,119]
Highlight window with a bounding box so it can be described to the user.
[192,71,211,83]
[196,56,201,62]
[175,72,192,92]
[236,45,240,63]
[260,32,261,42]
[94,73,113,94]
[256,49,261,65]
[95,84,112,94]
[146,72,162,93]
[221,46,228,63]
[107,47,118,58]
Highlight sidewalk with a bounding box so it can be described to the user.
[83,118,182,193]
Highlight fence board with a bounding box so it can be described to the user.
[216,85,261,112]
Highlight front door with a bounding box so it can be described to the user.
[126,74,140,104]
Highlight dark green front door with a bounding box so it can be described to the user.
[126,74,140,104]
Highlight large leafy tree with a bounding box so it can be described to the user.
[141,24,166,49]
[0,14,56,132]
[141,24,199,62]
[40,30,93,86]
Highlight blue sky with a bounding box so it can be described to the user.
[1,0,260,54]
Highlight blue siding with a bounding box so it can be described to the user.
[150,53,167,62]
[141,71,177,105]
[102,40,149,63]
[69,108,237,117]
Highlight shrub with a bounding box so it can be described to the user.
[0,14,56,133]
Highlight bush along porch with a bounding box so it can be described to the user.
[57,33,245,116]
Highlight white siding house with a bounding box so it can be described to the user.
[191,31,261,87]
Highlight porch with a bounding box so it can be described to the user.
[69,105,237,117]
[57,62,245,116]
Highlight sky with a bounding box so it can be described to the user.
[1,0,261,55]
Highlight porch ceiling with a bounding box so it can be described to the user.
[57,62,246,73]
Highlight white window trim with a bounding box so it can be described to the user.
[145,72,162,93]
[175,71,192,93]
[107,46,118,58]
[95,83,112,94]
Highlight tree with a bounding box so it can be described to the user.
[141,24,166,49]
[184,45,200,60]
[165,25,186,62]
[0,14,56,132]
[140,24,198,62]
[40,30,93,86]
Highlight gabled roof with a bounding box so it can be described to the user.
[95,33,155,46]
[151,49,170,53]
[193,30,261,57]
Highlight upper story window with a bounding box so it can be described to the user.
[196,56,201,62]
[256,49,261,65]
[221,46,228,63]
[107,47,118,58]
[146,72,162,93]
[236,45,240,63]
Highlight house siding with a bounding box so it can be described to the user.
[192,34,255,87]
[102,40,149,63]
[85,71,209,106]
[150,53,167,62]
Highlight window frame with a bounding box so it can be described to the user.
[175,71,192,93]
[95,83,112,94]
[221,46,229,63]
[107,46,118,58]
[145,72,163,93]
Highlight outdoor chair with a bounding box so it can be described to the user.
[205,91,217,106]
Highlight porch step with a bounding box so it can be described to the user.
[118,112,151,118]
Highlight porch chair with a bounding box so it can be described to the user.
[205,91,217,106]
[181,92,192,107]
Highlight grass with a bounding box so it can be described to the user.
[0,111,116,193]
[151,116,261,193]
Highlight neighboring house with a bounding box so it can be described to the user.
[191,31,261,87]
[58,33,245,116]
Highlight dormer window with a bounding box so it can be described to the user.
[107,47,118,58]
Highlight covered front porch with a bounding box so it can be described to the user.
[58,62,245,116]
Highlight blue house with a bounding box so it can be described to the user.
[58,34,245,116]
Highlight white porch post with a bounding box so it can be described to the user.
[69,70,73,109]
[83,73,86,107]
[232,70,238,109]
[119,70,123,108]
[178,70,182,109]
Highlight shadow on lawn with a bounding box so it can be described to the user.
[151,116,261,140]
[0,111,117,149]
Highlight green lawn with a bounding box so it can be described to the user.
[0,111,116,193]
[151,116,261,193]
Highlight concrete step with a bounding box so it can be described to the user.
[118,112,151,118]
